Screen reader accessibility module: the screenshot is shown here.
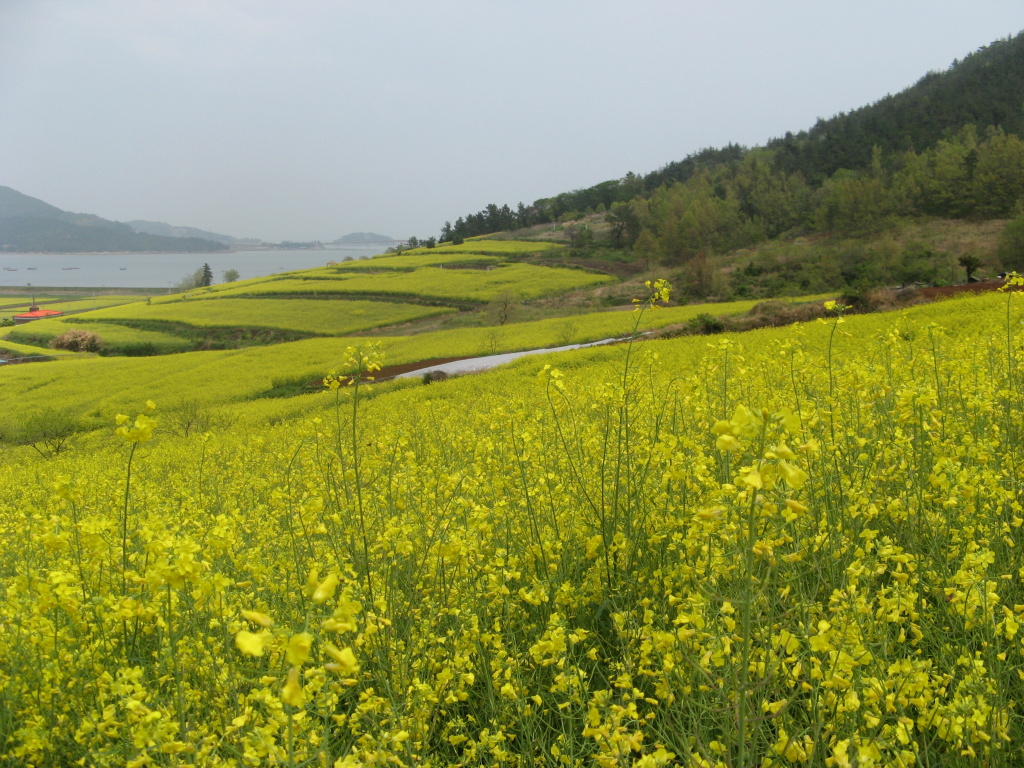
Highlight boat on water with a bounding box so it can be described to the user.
[2,267,16,271]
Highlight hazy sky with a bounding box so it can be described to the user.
[1,1,1022,242]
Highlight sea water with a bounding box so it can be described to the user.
[0,245,390,290]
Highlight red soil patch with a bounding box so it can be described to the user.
[917,280,1022,300]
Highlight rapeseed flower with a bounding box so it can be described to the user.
[235,630,272,657]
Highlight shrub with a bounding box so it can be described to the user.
[49,328,102,352]
[163,398,235,437]
[422,370,448,385]
[997,214,1024,271]
[0,408,80,457]
[689,312,725,334]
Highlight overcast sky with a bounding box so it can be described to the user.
[1,1,1022,242]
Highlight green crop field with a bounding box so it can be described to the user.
[76,298,456,335]
[210,264,611,302]
[320,252,505,272]
[0,338,63,357]
[3,319,193,355]
[37,295,144,313]
[147,273,305,305]
[0,295,64,309]
[405,238,566,255]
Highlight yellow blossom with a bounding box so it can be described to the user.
[235,630,272,657]
[311,573,340,604]
[323,643,359,675]
[281,667,305,708]
[287,632,313,666]
[240,609,274,628]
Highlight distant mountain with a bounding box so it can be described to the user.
[333,232,394,243]
[0,186,67,220]
[126,220,247,244]
[0,187,227,253]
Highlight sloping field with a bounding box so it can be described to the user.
[0,338,61,357]
[2,318,193,354]
[36,295,143,313]
[76,298,456,335]
[406,238,566,255]
[147,273,301,305]
[0,293,834,418]
[0,295,63,310]
[320,252,504,272]
[209,264,612,302]
[1,288,1022,766]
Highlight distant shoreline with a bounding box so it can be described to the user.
[1,249,230,256]
[0,246,386,289]
[0,286,158,294]
[1,243,397,256]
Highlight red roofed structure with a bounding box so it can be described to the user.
[13,308,64,324]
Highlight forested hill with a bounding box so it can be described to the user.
[770,33,1024,182]
[125,220,242,244]
[0,187,227,253]
[437,31,1024,241]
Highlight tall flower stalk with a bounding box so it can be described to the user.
[113,401,156,655]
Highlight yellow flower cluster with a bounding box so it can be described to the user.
[114,400,157,442]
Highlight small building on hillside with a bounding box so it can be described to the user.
[13,304,63,324]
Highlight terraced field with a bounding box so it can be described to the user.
[78,297,456,335]
[0,295,63,309]
[0,291,837,418]
[406,238,566,255]
[33,295,143,313]
[2,318,194,354]
[321,252,504,272]
[205,263,611,302]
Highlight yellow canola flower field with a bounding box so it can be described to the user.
[0,294,831,420]
[1,286,1024,767]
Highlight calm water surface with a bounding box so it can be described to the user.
[0,245,389,290]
